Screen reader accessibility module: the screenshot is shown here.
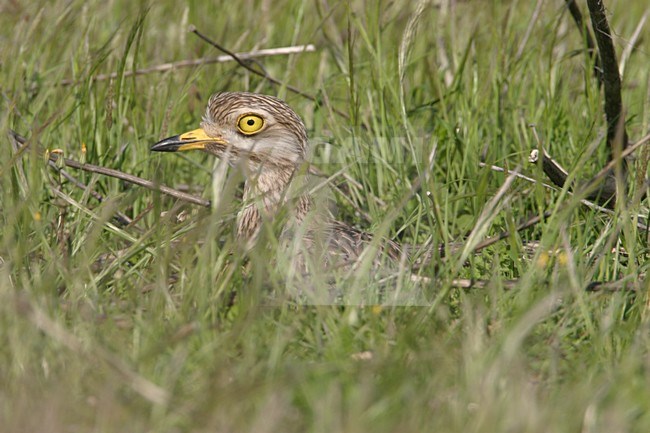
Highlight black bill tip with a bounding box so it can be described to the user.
[150,135,183,152]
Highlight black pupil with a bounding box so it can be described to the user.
[247,119,255,126]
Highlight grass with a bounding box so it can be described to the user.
[1,0,650,431]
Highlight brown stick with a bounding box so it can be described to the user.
[59,45,316,86]
[449,278,520,290]
[528,148,570,191]
[530,132,650,208]
[564,0,601,83]
[10,130,211,208]
[189,26,352,121]
[529,145,616,207]
[585,277,640,292]
[539,2,631,207]
[580,131,650,198]
[480,161,625,216]
[10,129,135,228]
[48,153,212,208]
[447,276,638,292]
[466,133,650,257]
[409,272,639,292]
[48,160,134,227]
[587,0,629,152]
[473,211,552,253]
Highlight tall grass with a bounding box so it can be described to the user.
[1,0,649,431]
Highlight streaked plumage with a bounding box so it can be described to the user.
[151,92,412,270]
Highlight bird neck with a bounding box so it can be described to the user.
[237,164,311,241]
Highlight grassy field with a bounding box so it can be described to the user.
[2,0,650,431]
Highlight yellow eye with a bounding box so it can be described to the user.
[237,114,265,135]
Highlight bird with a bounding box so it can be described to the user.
[151,91,421,273]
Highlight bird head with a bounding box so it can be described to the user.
[151,92,308,170]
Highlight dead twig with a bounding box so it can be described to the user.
[564,0,601,83]
[457,135,650,261]
[587,0,629,152]
[47,161,134,227]
[584,277,640,292]
[48,152,211,208]
[60,45,316,86]
[11,130,132,227]
[189,25,352,121]
[460,133,650,258]
[449,278,524,290]
[472,211,552,253]
[485,160,649,226]
[448,276,638,292]
[528,147,569,190]
[409,274,639,292]
[530,132,650,211]
[480,162,556,190]
[539,1,631,207]
[580,131,650,200]
[9,130,210,208]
